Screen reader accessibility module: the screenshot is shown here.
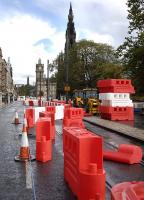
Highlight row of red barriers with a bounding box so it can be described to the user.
[63,127,106,200]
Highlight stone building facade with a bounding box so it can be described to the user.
[0,48,14,106]
[35,58,56,100]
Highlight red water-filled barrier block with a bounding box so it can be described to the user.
[63,118,85,128]
[45,106,56,113]
[100,106,134,120]
[39,111,55,140]
[25,108,35,128]
[64,107,84,119]
[111,181,144,200]
[36,117,52,141]
[36,136,52,162]
[29,100,34,106]
[63,127,106,200]
[63,107,85,128]
[97,79,135,94]
[104,144,142,164]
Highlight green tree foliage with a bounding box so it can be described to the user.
[117,0,144,95]
[55,40,123,97]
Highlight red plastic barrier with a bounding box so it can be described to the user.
[36,118,52,162]
[45,106,56,113]
[63,118,85,128]
[36,136,52,162]
[63,107,85,128]
[64,107,84,119]
[39,111,55,140]
[29,100,34,106]
[36,117,52,141]
[25,108,35,128]
[104,144,142,164]
[38,100,42,106]
[97,79,135,94]
[111,181,144,200]
[63,127,105,200]
[100,106,134,120]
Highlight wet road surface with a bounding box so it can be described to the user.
[0,102,75,200]
[0,102,143,200]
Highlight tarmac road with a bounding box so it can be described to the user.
[0,102,75,200]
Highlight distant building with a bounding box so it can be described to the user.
[35,58,56,99]
[0,48,14,106]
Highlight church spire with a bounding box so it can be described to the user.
[65,3,76,52]
[68,2,73,21]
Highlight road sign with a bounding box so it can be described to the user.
[64,86,70,92]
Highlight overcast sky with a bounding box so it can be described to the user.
[0,0,129,84]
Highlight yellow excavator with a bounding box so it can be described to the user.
[73,89,84,107]
[73,88,100,115]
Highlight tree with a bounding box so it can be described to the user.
[117,0,144,95]
[69,40,123,89]
[55,40,123,97]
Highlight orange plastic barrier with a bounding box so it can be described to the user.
[39,111,55,140]
[63,107,85,128]
[63,127,105,200]
[45,106,56,113]
[36,118,52,162]
[100,106,134,120]
[36,136,52,162]
[25,108,35,128]
[97,79,135,94]
[111,182,144,200]
[104,144,142,164]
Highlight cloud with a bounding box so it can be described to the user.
[0,0,129,84]
[0,13,65,84]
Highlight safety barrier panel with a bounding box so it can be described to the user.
[63,107,85,128]
[55,105,64,120]
[25,108,35,128]
[64,107,84,119]
[103,144,142,164]
[36,118,52,162]
[101,100,133,107]
[99,93,130,100]
[97,79,135,94]
[45,106,56,113]
[34,107,45,123]
[39,111,55,140]
[63,127,105,200]
[29,100,34,106]
[111,181,144,200]
[100,106,134,120]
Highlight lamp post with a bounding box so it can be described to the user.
[47,60,49,101]
[39,70,42,106]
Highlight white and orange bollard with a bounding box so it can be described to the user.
[15,127,35,162]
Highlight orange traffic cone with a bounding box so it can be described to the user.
[13,110,20,124]
[22,114,28,133]
[15,128,35,161]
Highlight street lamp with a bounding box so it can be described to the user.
[47,60,49,101]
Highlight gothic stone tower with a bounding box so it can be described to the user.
[64,3,76,95]
[65,3,76,54]
[35,58,46,98]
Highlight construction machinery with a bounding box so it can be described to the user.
[73,88,100,115]
[73,90,84,108]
